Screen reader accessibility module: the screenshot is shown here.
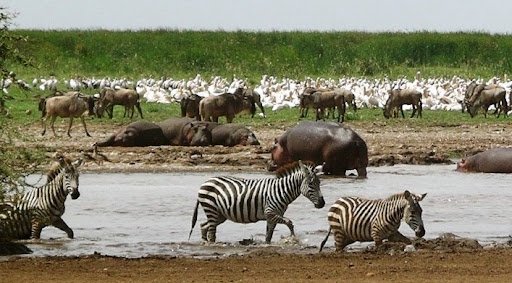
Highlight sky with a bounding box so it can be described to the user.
[3,0,512,34]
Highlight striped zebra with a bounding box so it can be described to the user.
[0,154,83,240]
[319,190,427,252]
[189,160,325,244]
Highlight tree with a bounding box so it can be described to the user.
[0,8,42,254]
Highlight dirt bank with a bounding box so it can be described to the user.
[18,121,512,173]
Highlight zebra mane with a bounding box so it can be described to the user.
[275,160,316,178]
[385,192,409,201]
[46,156,73,183]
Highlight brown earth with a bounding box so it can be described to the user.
[4,119,512,282]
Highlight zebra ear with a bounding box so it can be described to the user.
[403,190,411,199]
[314,163,324,175]
[418,193,427,201]
[72,158,84,168]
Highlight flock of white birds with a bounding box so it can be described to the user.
[3,72,512,115]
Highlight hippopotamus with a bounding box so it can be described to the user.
[157,117,212,146]
[456,148,512,173]
[211,124,260,146]
[95,120,166,147]
[270,121,368,177]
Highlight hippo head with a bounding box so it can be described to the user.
[187,124,212,146]
[269,138,291,168]
[456,158,470,172]
[233,129,260,146]
[113,128,137,146]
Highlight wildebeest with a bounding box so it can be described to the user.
[383,89,423,119]
[242,88,266,117]
[299,87,349,121]
[199,87,256,123]
[40,91,94,137]
[334,88,357,112]
[311,91,346,122]
[180,92,203,120]
[96,87,143,119]
[465,84,508,118]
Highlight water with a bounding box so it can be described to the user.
[15,164,512,258]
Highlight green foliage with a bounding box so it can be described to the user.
[0,7,44,203]
[8,30,512,81]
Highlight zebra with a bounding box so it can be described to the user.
[0,154,83,240]
[188,160,325,244]
[319,190,427,252]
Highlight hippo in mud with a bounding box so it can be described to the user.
[456,148,512,173]
[210,124,260,146]
[95,120,166,147]
[270,121,368,177]
[157,117,212,146]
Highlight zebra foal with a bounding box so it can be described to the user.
[319,190,426,252]
[0,154,83,240]
[189,160,325,244]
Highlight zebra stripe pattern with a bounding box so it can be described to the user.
[0,154,83,240]
[189,160,325,244]
[320,190,426,252]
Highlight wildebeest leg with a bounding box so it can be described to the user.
[50,116,58,136]
[67,117,74,137]
[400,106,405,118]
[135,101,143,119]
[410,105,417,118]
[52,217,74,239]
[80,116,91,137]
[41,116,48,136]
[107,104,114,119]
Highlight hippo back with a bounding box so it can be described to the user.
[272,121,368,177]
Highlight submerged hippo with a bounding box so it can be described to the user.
[456,148,512,173]
[270,121,368,177]
[157,117,212,146]
[95,120,166,147]
[211,124,260,146]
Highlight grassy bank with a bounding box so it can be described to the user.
[10,30,512,81]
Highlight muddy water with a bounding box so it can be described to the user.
[20,164,512,258]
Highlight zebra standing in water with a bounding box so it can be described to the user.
[319,190,426,252]
[0,154,83,240]
[189,160,325,244]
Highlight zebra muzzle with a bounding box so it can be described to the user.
[315,197,325,208]
[415,226,425,238]
[70,191,80,199]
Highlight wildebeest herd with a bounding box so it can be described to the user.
[2,79,512,255]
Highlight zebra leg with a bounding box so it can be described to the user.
[265,212,294,243]
[265,222,277,244]
[199,221,209,241]
[333,230,352,252]
[387,231,412,244]
[30,221,44,239]
[52,217,74,239]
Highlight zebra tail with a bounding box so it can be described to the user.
[319,227,331,253]
[188,200,200,241]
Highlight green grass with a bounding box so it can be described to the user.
[8,30,512,81]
